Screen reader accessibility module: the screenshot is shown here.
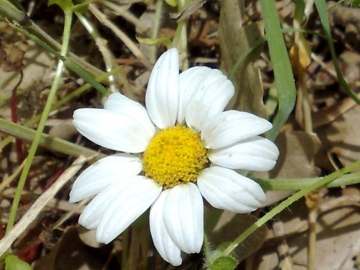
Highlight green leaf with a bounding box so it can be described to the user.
[165,0,178,7]
[266,87,278,116]
[210,256,237,270]
[5,255,31,270]
[48,0,73,11]
[136,36,172,49]
[314,0,360,105]
[348,0,360,6]
[73,0,93,13]
[260,0,297,141]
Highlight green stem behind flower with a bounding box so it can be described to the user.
[0,118,105,160]
[171,0,190,69]
[213,159,360,262]
[2,111,360,191]
[8,20,110,96]
[315,0,360,105]
[256,172,360,190]
[0,68,118,153]
[150,0,164,64]
[5,5,73,234]
[0,0,109,96]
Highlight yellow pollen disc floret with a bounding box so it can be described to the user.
[142,125,208,189]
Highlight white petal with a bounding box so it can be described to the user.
[96,176,162,244]
[177,67,211,124]
[79,181,123,230]
[209,136,279,171]
[201,110,273,149]
[150,190,182,266]
[73,109,151,153]
[104,92,155,137]
[179,67,234,131]
[197,166,266,213]
[69,154,142,203]
[163,183,203,254]
[146,48,179,129]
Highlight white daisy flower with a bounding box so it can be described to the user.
[70,48,279,266]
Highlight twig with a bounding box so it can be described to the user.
[0,155,89,255]
[89,3,152,69]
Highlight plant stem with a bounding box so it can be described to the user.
[150,0,163,64]
[6,7,73,234]
[0,68,118,152]
[173,0,190,69]
[0,118,105,159]
[255,172,360,190]
[216,159,360,259]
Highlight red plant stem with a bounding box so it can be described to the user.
[11,71,25,164]
[43,167,65,191]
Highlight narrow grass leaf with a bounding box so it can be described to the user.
[315,0,360,105]
[260,0,297,141]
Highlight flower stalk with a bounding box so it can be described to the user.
[215,158,360,261]
[5,4,73,234]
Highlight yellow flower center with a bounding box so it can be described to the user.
[142,125,208,189]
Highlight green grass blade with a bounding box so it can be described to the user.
[314,0,360,105]
[260,0,297,141]
[0,118,105,159]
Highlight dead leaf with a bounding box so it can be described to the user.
[253,188,360,270]
[33,227,110,270]
[329,3,360,34]
[211,213,267,263]
[269,131,321,179]
[188,15,219,47]
[289,34,311,72]
[0,23,28,73]
[316,105,360,171]
[0,41,28,72]
[171,0,207,21]
[219,0,267,118]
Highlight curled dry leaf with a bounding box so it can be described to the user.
[0,41,28,72]
[0,23,28,73]
[316,105,360,171]
[219,0,267,118]
[171,0,207,21]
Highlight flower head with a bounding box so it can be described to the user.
[70,48,279,266]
